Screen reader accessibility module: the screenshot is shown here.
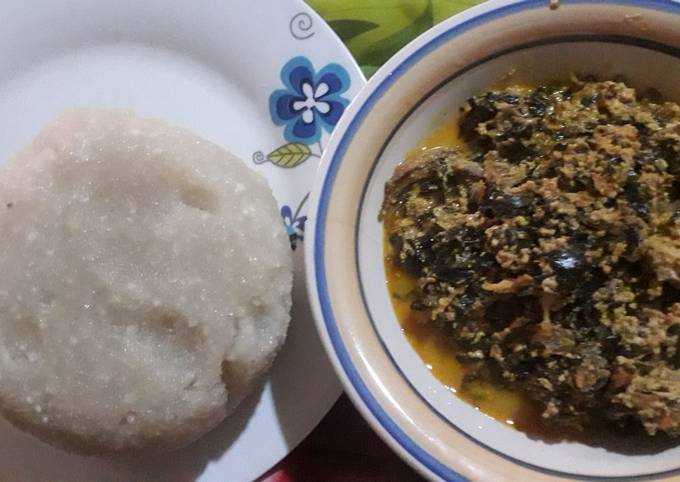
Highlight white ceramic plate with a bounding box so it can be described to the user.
[307,0,680,481]
[0,1,363,481]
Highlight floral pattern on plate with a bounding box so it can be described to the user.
[270,56,349,145]
[253,56,351,249]
[281,193,309,251]
[254,56,350,168]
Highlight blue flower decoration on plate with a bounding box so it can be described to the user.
[269,56,350,144]
[281,203,307,250]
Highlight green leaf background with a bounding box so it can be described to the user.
[307,0,481,77]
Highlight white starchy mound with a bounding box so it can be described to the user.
[0,109,292,453]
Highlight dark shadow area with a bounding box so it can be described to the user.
[269,252,343,450]
[261,395,424,482]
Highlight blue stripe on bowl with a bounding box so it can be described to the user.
[314,1,680,481]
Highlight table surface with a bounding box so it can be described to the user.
[263,1,484,480]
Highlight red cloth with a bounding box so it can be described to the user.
[261,395,424,481]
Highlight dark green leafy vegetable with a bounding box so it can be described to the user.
[382,77,680,437]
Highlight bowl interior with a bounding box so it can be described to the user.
[357,40,680,477]
[313,1,680,480]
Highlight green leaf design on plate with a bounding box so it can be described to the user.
[328,19,380,43]
[267,143,312,168]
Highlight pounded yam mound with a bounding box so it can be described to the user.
[0,109,292,453]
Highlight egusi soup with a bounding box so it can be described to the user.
[381,76,680,443]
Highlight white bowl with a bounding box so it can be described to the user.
[306,0,680,480]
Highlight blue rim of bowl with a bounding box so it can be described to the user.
[313,0,680,481]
